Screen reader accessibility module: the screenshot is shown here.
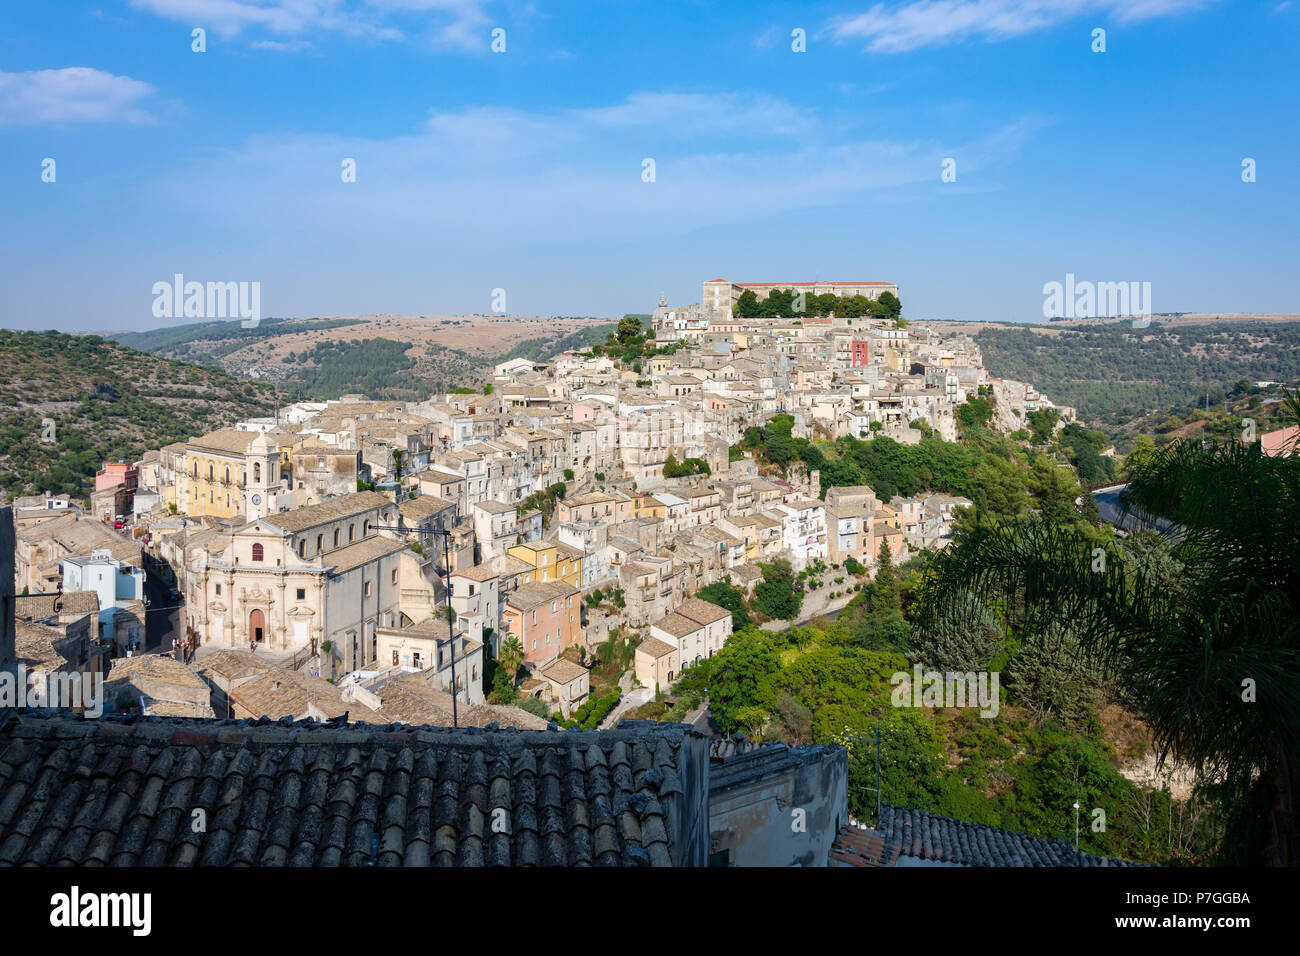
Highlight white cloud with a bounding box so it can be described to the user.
[830,0,1219,53]
[0,67,156,126]
[130,0,490,48]
[144,92,1036,242]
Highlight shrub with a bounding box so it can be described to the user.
[518,696,550,718]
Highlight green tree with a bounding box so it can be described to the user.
[734,289,761,318]
[695,579,752,631]
[911,588,1004,671]
[709,628,780,734]
[617,316,642,344]
[1007,620,1108,728]
[1026,407,1060,444]
[871,539,898,612]
[498,635,525,689]
[755,558,804,620]
[917,434,1300,865]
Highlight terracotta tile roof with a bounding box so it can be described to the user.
[376,673,548,731]
[636,637,677,660]
[539,658,587,685]
[673,598,731,627]
[876,803,1146,867]
[326,536,408,575]
[506,580,578,612]
[399,496,455,521]
[14,591,99,620]
[829,824,891,867]
[186,428,261,455]
[261,492,393,534]
[13,622,69,670]
[451,566,498,583]
[0,714,703,866]
[652,613,703,640]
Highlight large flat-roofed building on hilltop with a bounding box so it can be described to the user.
[703,279,899,318]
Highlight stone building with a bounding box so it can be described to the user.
[185,492,410,673]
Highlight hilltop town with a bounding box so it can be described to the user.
[7,278,1082,729]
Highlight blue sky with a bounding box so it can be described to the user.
[1,0,1297,331]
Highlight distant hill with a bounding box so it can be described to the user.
[975,320,1300,425]
[0,329,278,501]
[107,314,618,401]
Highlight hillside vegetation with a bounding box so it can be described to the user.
[976,320,1300,425]
[110,317,618,400]
[0,330,276,500]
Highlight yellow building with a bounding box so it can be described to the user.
[508,539,583,587]
[179,429,284,520]
[633,494,666,520]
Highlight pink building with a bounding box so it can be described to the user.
[95,461,139,493]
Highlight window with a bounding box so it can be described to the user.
[251,543,264,562]
[224,466,231,483]
[316,534,323,553]
[551,600,558,613]
[208,464,214,481]
[349,524,355,542]
[530,610,537,625]
[333,529,340,548]
[413,651,422,668]
[364,581,372,597]
[215,584,222,596]
[296,588,305,600]
[298,541,305,559]
[253,462,261,483]
[391,569,397,584]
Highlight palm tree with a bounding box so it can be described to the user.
[498,634,525,690]
[918,410,1300,864]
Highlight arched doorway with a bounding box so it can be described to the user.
[249,608,266,644]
